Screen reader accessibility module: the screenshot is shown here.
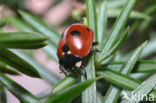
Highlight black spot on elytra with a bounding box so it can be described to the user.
[62,44,69,52]
[87,28,90,31]
[70,30,80,36]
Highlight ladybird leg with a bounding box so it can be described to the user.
[80,65,84,69]
[89,48,100,55]
[92,42,99,47]
[83,70,87,79]
[90,42,101,54]
[84,69,87,80]
[60,70,67,76]
[59,65,67,76]
[93,48,101,53]
[79,65,87,79]
[72,66,80,77]
[60,69,67,76]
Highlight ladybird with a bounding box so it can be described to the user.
[57,23,97,76]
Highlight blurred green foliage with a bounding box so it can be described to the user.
[0,0,156,103]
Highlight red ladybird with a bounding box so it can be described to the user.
[57,23,97,75]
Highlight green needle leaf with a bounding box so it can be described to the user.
[121,73,156,103]
[107,0,126,9]
[121,41,147,75]
[0,73,39,103]
[0,85,7,103]
[6,16,33,32]
[0,18,6,28]
[19,10,60,47]
[96,92,103,103]
[0,62,20,75]
[82,56,96,103]
[52,76,78,94]
[97,27,129,63]
[0,32,47,49]
[105,60,156,73]
[98,1,107,49]
[14,42,47,49]
[103,85,121,103]
[0,49,40,78]
[45,78,99,103]
[103,41,147,103]
[141,35,156,59]
[0,32,47,42]
[86,0,98,41]
[102,0,136,53]
[97,70,141,91]
[150,89,156,101]
[107,9,150,20]
[6,16,58,61]
[11,50,60,85]
[83,0,98,102]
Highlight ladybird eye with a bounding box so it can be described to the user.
[87,28,90,31]
[70,30,80,36]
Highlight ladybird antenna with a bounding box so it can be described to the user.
[80,66,87,79]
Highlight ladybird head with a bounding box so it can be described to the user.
[59,54,82,71]
[59,44,82,70]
